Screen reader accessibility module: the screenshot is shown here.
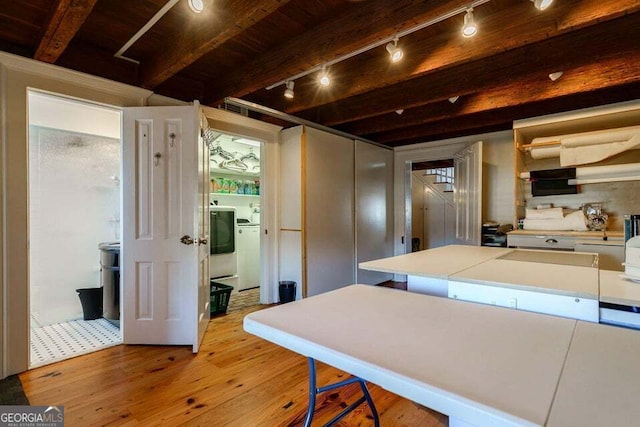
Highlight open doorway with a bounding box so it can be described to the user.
[28,91,122,367]
[204,130,263,312]
[411,160,456,251]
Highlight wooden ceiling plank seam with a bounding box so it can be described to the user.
[34,0,98,63]
[140,0,293,89]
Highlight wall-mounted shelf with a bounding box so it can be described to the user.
[210,192,259,198]
[210,167,259,177]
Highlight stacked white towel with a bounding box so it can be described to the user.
[523,209,588,231]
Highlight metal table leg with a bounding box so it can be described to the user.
[303,357,380,427]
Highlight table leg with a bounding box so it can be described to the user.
[303,357,380,427]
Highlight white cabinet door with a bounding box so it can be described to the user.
[122,104,208,351]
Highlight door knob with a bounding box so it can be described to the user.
[199,237,208,245]
[180,235,194,245]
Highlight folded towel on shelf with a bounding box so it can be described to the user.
[523,210,588,231]
[525,207,564,220]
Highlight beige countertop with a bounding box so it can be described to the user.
[450,258,599,299]
[599,269,640,306]
[358,245,512,279]
[245,285,576,426]
[547,321,640,427]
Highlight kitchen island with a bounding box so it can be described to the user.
[359,245,629,323]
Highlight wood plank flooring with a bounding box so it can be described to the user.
[20,304,447,426]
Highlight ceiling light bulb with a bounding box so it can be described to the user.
[319,67,330,87]
[188,0,204,13]
[449,96,460,104]
[395,109,404,115]
[548,71,564,81]
[532,0,553,11]
[284,80,295,99]
[386,38,403,62]
[462,8,478,38]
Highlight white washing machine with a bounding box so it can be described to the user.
[209,206,237,279]
[236,220,260,291]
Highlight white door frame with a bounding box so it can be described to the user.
[201,107,282,304]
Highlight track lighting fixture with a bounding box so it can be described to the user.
[284,80,295,99]
[548,71,563,81]
[449,96,460,104]
[462,8,478,38]
[385,37,403,62]
[188,0,204,13]
[319,66,330,87]
[531,0,553,11]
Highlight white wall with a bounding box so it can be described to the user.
[482,133,516,225]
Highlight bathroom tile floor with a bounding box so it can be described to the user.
[30,318,122,368]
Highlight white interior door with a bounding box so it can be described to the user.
[122,103,208,352]
[196,111,210,352]
[454,141,483,246]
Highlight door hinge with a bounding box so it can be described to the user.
[401,236,405,244]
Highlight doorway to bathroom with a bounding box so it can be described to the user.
[205,130,263,312]
[27,90,123,368]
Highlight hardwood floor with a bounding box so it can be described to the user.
[20,304,447,426]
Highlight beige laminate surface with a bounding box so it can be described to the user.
[245,285,576,427]
[450,259,599,299]
[358,245,512,278]
[599,269,640,306]
[547,321,640,427]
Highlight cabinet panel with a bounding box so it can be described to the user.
[448,281,599,322]
[305,127,355,296]
[355,140,394,285]
[508,234,576,250]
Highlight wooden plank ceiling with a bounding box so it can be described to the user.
[1,0,639,146]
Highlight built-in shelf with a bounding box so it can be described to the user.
[210,192,259,198]
[210,167,259,177]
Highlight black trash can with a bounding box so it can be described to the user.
[99,242,120,327]
[76,287,103,320]
[279,281,297,304]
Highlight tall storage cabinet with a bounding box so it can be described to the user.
[279,126,393,299]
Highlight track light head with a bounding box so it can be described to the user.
[188,0,204,13]
[319,66,330,87]
[531,0,553,11]
[462,8,478,38]
[548,71,563,81]
[386,37,403,62]
[284,80,295,99]
[448,96,460,104]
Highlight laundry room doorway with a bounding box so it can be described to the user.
[205,130,264,310]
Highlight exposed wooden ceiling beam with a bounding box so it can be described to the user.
[279,0,640,115]
[203,0,477,105]
[371,79,640,145]
[34,0,98,63]
[303,12,640,129]
[140,0,291,89]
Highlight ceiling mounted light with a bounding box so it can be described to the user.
[284,80,295,99]
[188,0,204,13]
[395,109,404,115]
[318,66,330,87]
[462,8,478,38]
[386,37,403,63]
[448,96,460,104]
[548,71,564,81]
[531,0,554,11]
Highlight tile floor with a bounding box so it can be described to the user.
[30,318,122,368]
